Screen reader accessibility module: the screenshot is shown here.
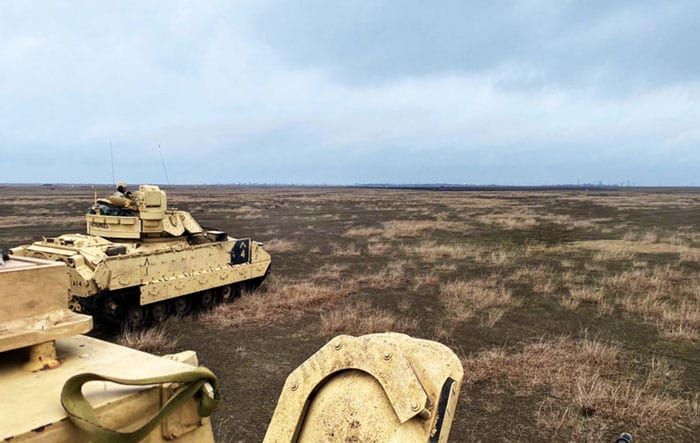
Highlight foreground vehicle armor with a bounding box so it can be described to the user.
[0,254,219,442]
[0,253,464,442]
[10,184,271,327]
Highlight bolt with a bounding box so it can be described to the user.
[334,342,342,350]
[291,382,298,391]
[411,401,420,411]
[383,351,392,360]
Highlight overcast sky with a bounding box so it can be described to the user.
[1,1,698,185]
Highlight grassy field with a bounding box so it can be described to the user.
[1,185,699,441]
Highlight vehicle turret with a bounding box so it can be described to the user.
[88,184,204,239]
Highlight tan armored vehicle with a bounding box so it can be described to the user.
[10,184,271,327]
[0,254,219,442]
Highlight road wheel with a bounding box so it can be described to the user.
[102,296,121,317]
[125,305,148,329]
[219,285,232,302]
[199,289,217,310]
[172,295,192,317]
[219,284,241,302]
[150,301,171,322]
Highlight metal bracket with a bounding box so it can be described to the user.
[264,334,430,442]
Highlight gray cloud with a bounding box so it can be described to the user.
[249,0,700,91]
[0,1,698,185]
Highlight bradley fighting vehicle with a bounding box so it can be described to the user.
[10,184,271,327]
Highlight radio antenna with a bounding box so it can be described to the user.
[157,144,170,186]
[110,139,116,185]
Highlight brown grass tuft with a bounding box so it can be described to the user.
[462,337,694,439]
[440,278,517,324]
[412,273,440,290]
[477,212,538,230]
[117,326,180,355]
[358,261,409,289]
[592,249,634,262]
[311,263,349,280]
[475,248,518,265]
[401,241,477,262]
[343,226,384,237]
[367,239,391,256]
[263,239,299,253]
[603,267,699,339]
[331,242,362,256]
[568,286,604,306]
[381,219,463,238]
[202,279,349,329]
[319,301,418,336]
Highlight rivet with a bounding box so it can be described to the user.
[411,401,419,411]
[291,382,298,391]
[334,342,342,350]
[383,352,392,360]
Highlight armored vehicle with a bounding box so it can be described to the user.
[10,184,271,327]
[0,254,219,442]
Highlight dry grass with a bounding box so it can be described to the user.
[434,263,457,272]
[401,241,477,262]
[463,337,695,440]
[474,248,518,266]
[476,211,538,230]
[202,279,350,329]
[311,263,348,280]
[511,265,551,281]
[117,326,180,355]
[560,259,576,268]
[331,242,362,257]
[679,248,700,263]
[357,261,409,289]
[592,249,635,262]
[573,239,695,256]
[440,278,517,324]
[319,301,418,336]
[412,273,440,289]
[602,267,700,339]
[511,265,559,296]
[343,226,384,237]
[562,270,586,285]
[0,215,84,228]
[561,287,604,310]
[659,300,700,340]
[381,219,464,238]
[366,239,391,256]
[533,278,558,295]
[263,238,299,253]
[2,185,699,442]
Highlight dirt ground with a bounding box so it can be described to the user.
[1,184,699,442]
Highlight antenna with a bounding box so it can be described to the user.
[110,140,116,185]
[157,144,170,186]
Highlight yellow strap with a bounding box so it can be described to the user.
[60,367,219,443]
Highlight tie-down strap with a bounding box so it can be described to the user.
[60,366,219,443]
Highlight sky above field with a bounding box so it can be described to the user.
[1,1,699,185]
